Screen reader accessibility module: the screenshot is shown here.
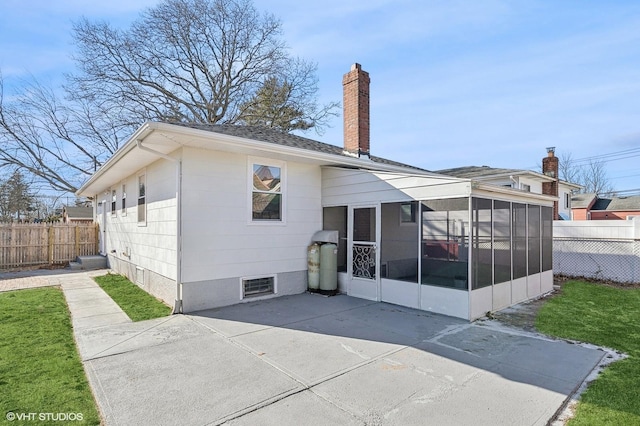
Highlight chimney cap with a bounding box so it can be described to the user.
[546,147,556,156]
[351,63,362,71]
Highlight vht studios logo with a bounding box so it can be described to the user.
[6,412,84,422]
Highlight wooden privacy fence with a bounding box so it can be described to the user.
[0,223,99,270]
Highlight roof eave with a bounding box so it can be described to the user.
[156,123,431,175]
[76,122,434,196]
[75,122,157,196]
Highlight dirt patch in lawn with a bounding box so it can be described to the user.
[554,274,640,290]
[488,290,556,333]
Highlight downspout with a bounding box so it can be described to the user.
[136,140,183,314]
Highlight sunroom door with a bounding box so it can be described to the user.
[380,202,420,309]
[349,206,379,301]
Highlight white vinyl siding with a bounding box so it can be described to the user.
[322,167,471,206]
[103,159,177,284]
[180,148,321,283]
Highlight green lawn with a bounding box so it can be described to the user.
[536,280,640,425]
[0,287,101,425]
[94,273,172,321]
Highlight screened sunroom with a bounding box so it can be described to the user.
[321,167,555,321]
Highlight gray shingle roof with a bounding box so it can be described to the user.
[597,195,640,211]
[169,122,429,172]
[574,194,640,211]
[64,206,93,219]
[571,193,597,209]
[434,166,525,179]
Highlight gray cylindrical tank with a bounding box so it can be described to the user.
[319,243,337,293]
[307,243,320,290]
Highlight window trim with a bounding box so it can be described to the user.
[121,183,127,216]
[111,189,117,216]
[248,157,286,225]
[399,201,417,226]
[137,171,147,226]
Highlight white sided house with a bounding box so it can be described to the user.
[436,148,581,221]
[77,64,555,321]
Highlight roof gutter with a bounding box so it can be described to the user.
[76,122,157,196]
[473,182,557,203]
[136,138,184,314]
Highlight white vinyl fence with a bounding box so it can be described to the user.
[553,218,640,283]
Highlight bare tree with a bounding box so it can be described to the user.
[69,0,337,133]
[555,151,616,196]
[1,0,337,194]
[558,152,581,184]
[0,75,134,193]
[580,160,616,197]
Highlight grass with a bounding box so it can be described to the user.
[536,280,640,425]
[0,287,101,425]
[94,273,171,321]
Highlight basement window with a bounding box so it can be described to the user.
[242,276,275,298]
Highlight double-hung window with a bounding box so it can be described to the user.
[121,184,127,216]
[250,160,284,222]
[138,174,146,224]
[111,190,117,216]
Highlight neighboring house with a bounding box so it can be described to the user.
[62,206,94,223]
[436,148,581,221]
[571,194,640,220]
[76,64,556,321]
[570,193,597,220]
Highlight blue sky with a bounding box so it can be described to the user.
[1,0,639,194]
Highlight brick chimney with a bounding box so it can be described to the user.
[342,63,370,157]
[542,147,559,219]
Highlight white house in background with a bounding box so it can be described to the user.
[436,151,581,221]
[76,64,556,321]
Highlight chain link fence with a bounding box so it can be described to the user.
[553,237,640,283]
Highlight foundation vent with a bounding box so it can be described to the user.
[242,276,275,298]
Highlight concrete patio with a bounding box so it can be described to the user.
[60,274,606,426]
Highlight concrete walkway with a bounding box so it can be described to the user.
[58,271,131,332]
[1,271,611,425]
